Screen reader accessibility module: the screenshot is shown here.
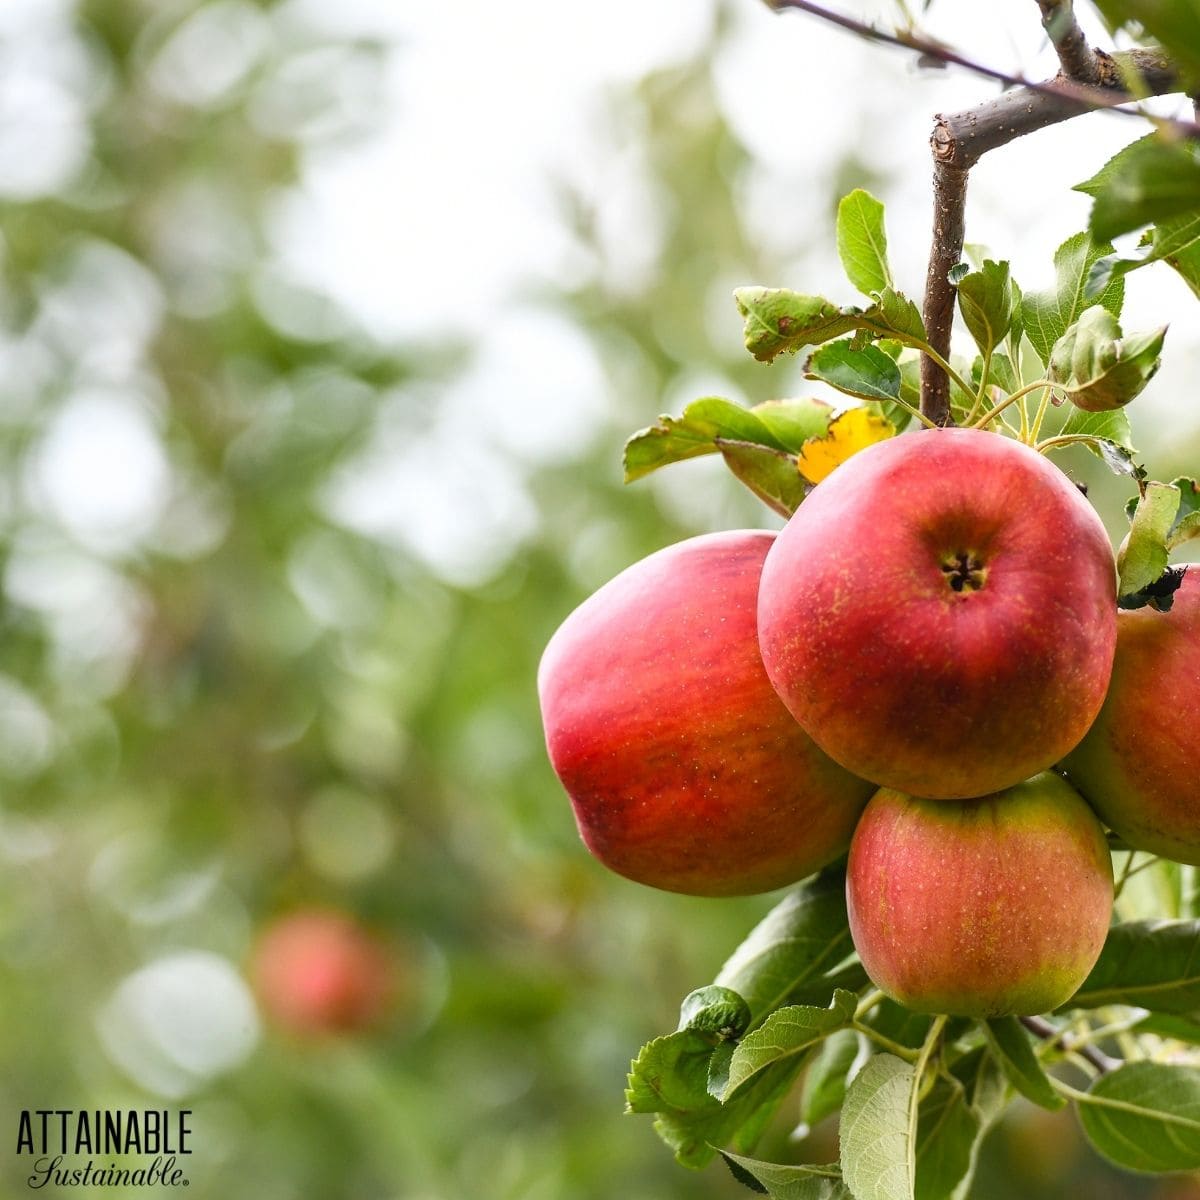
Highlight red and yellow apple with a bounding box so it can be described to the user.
[846,773,1114,1017]
[1063,567,1200,862]
[537,530,875,896]
[250,909,399,1036]
[757,427,1117,799]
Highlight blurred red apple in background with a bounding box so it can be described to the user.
[1064,567,1200,862]
[757,428,1117,799]
[251,909,398,1037]
[846,772,1113,1017]
[538,530,874,896]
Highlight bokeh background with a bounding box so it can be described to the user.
[1,1,1198,1197]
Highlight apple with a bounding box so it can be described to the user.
[537,530,875,896]
[1063,567,1200,862]
[846,773,1114,1017]
[250,909,398,1036]
[757,428,1117,799]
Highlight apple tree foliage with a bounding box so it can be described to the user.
[617,5,1200,1197]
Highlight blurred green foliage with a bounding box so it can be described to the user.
[0,3,1198,1199]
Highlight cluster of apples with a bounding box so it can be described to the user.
[538,427,1200,1018]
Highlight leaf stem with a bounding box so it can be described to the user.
[907,1016,948,1184]
[1028,385,1054,443]
[971,380,1057,431]
[853,1022,921,1062]
[855,989,887,1019]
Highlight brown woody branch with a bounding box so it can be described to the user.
[1020,1014,1120,1075]
[761,0,1191,425]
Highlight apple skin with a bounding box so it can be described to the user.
[538,530,876,896]
[757,428,1117,799]
[1063,567,1200,862]
[846,773,1114,1017]
[250,910,398,1037]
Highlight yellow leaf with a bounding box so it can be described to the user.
[796,408,895,484]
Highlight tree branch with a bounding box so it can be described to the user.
[1021,1014,1120,1075]
[1036,0,1099,84]
[921,162,967,427]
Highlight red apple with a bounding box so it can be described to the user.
[250,909,398,1036]
[757,428,1117,799]
[537,530,875,896]
[846,773,1114,1017]
[1063,567,1200,862]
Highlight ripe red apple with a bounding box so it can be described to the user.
[846,773,1114,1017]
[537,530,875,896]
[1063,567,1200,862]
[250,909,398,1037]
[757,428,1117,799]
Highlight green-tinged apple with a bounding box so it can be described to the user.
[757,427,1117,799]
[1063,567,1200,862]
[538,531,875,896]
[846,773,1114,1017]
[251,909,399,1037]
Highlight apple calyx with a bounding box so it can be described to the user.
[939,550,987,594]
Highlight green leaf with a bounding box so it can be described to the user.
[1047,306,1165,412]
[623,397,785,482]
[1058,405,1136,454]
[805,341,901,404]
[875,287,925,342]
[1078,1062,1200,1173]
[1085,210,1200,298]
[1069,919,1200,1014]
[801,1029,861,1127]
[717,440,810,519]
[1021,232,1124,366]
[721,1151,850,1200]
[733,287,925,364]
[914,1076,980,1200]
[1164,233,1200,299]
[837,189,892,298]
[1168,476,1200,549]
[715,868,867,1023]
[627,1027,807,1168]
[956,260,1014,356]
[1078,134,1200,242]
[751,398,836,452]
[723,990,857,1101]
[1118,481,1180,597]
[735,289,866,362]
[679,985,753,1038]
[840,1054,915,1200]
[1088,4,1200,86]
[982,1018,1065,1112]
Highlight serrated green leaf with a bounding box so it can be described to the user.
[715,868,867,1023]
[1077,134,1200,241]
[1164,233,1200,299]
[721,1151,850,1199]
[802,1029,861,1127]
[1086,210,1200,298]
[1068,919,1200,1013]
[982,1018,1065,1112]
[914,1076,980,1200]
[627,1030,720,1115]
[1118,481,1180,596]
[750,398,835,452]
[679,985,753,1038]
[1048,306,1165,412]
[1078,1062,1200,1173]
[805,341,902,405]
[875,287,925,341]
[837,189,892,298]
[623,397,785,482]
[716,440,810,519]
[840,1054,915,1200]
[723,990,857,1101]
[957,260,1014,356]
[1021,233,1124,365]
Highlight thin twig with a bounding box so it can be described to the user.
[1021,1013,1120,1074]
[921,161,967,425]
[1036,0,1099,84]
